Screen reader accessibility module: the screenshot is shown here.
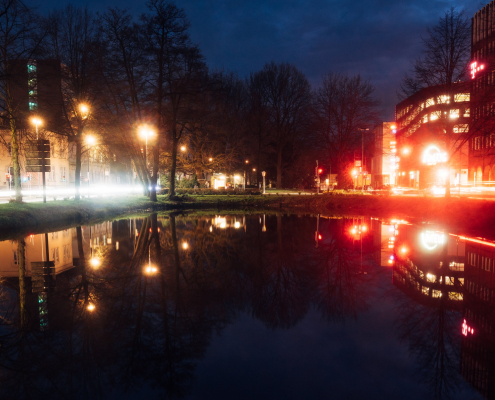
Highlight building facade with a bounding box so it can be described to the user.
[395,83,470,188]
[371,122,397,188]
[470,2,495,184]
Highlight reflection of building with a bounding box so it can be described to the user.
[371,122,397,188]
[395,83,470,188]
[211,215,246,230]
[391,224,464,307]
[0,230,73,279]
[371,218,396,266]
[460,235,495,399]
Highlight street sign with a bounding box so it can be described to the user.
[25,140,51,173]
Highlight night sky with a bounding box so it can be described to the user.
[33,0,482,120]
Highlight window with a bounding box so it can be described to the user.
[455,93,470,102]
[61,167,66,181]
[425,98,435,107]
[454,124,469,133]
[430,111,441,121]
[29,101,37,111]
[50,142,55,158]
[27,64,36,73]
[438,95,450,104]
[449,109,460,119]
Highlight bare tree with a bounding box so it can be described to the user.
[250,62,311,189]
[313,72,380,188]
[141,0,205,200]
[44,5,101,200]
[0,0,42,202]
[400,7,471,197]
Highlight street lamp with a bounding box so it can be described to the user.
[181,146,186,152]
[209,157,213,162]
[30,117,42,139]
[138,125,155,171]
[85,135,96,198]
[30,117,43,193]
[79,103,89,119]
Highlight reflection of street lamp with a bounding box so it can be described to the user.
[86,135,96,197]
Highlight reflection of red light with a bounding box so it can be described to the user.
[318,234,322,240]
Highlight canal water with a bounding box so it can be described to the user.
[0,213,492,399]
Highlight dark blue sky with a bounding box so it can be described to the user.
[33,0,482,120]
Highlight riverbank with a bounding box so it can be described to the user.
[1,193,494,239]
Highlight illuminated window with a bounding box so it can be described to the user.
[453,124,469,133]
[426,273,436,283]
[454,93,470,102]
[27,64,36,73]
[29,101,37,110]
[430,111,441,121]
[449,109,459,119]
[423,115,428,123]
[425,98,434,107]
[449,292,463,301]
[432,290,442,298]
[464,108,470,117]
[422,286,429,296]
[438,95,450,104]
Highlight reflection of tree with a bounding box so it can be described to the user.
[391,252,462,399]
[312,220,371,322]
[0,214,377,399]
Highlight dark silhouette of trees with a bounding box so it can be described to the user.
[313,73,380,188]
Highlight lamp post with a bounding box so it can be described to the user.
[262,171,266,194]
[30,117,43,193]
[86,135,96,198]
[138,126,155,174]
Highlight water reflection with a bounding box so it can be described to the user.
[0,214,492,399]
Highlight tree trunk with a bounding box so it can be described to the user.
[276,145,283,189]
[169,134,178,198]
[150,142,159,202]
[75,139,82,200]
[10,120,22,202]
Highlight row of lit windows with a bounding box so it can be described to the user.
[396,94,470,120]
[468,251,495,272]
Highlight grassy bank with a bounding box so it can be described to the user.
[1,192,494,239]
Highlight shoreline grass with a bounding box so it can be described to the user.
[1,193,494,240]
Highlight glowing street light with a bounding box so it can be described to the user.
[138,125,155,169]
[79,103,89,119]
[87,303,96,312]
[144,265,158,275]
[252,168,256,172]
[181,146,186,152]
[401,147,410,155]
[209,157,213,162]
[182,242,189,250]
[90,257,101,268]
[245,160,249,164]
[30,117,42,139]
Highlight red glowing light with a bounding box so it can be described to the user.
[351,228,357,234]
[318,168,323,174]
[361,225,367,232]
[318,234,322,240]
[471,61,485,79]
[400,246,408,254]
[462,319,475,336]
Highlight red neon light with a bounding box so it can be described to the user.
[449,234,495,248]
[462,319,475,336]
[471,61,485,79]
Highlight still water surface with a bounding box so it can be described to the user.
[0,213,492,399]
